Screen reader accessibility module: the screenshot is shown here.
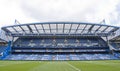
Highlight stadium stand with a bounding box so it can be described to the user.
[109,36,120,58]
[0,22,120,60]
[0,38,9,59]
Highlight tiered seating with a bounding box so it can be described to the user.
[0,46,7,55]
[110,42,120,49]
[69,54,80,60]
[0,46,6,52]
[53,55,68,60]
[4,54,119,60]
[13,37,108,48]
[113,52,120,58]
[5,36,118,60]
[5,54,43,60]
[41,55,52,60]
[78,54,118,60]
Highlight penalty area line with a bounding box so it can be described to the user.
[65,62,81,71]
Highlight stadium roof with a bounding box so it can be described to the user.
[1,22,119,37]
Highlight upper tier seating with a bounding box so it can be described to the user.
[13,37,108,48]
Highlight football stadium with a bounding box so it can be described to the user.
[0,22,120,71]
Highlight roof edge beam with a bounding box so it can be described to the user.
[2,28,12,34]
[81,24,87,34]
[49,24,52,33]
[75,24,80,33]
[94,26,102,33]
[88,25,94,33]
[12,27,18,33]
[19,26,26,33]
[68,24,72,34]
[63,23,65,33]
[27,25,33,33]
[34,24,39,33]
[56,24,58,33]
[41,24,46,34]
[101,26,109,32]
[108,28,119,33]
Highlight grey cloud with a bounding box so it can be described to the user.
[108,0,120,26]
[18,0,120,24]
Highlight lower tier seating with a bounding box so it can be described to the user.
[4,54,119,60]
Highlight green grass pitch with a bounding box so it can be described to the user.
[0,60,120,71]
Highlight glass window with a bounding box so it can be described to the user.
[43,24,49,29]
[7,27,16,33]
[78,24,86,30]
[35,24,42,30]
[104,27,114,32]
[91,25,100,33]
[50,24,56,29]
[98,26,107,32]
[64,24,71,33]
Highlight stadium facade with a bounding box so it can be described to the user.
[0,22,120,60]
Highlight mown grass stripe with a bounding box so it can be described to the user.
[66,62,81,71]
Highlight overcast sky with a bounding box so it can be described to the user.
[0,0,120,28]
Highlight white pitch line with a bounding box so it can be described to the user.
[65,62,81,71]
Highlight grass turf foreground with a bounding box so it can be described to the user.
[0,60,120,71]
